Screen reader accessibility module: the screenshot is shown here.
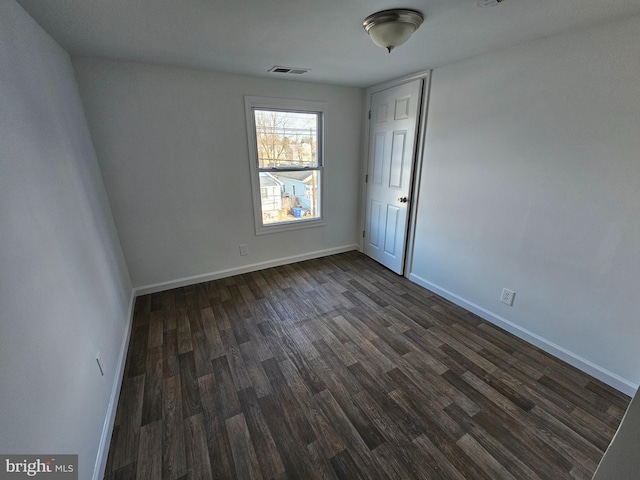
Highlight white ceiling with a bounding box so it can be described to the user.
[16,0,640,88]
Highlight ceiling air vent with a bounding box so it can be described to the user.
[477,0,506,6]
[268,65,310,75]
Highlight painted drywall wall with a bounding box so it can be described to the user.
[593,390,640,479]
[72,58,363,290]
[0,1,133,477]
[410,14,640,393]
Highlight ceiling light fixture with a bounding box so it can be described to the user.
[363,9,424,53]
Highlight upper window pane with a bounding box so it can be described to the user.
[254,109,319,169]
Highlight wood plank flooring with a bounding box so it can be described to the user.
[104,251,630,479]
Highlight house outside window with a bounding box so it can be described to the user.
[245,96,326,234]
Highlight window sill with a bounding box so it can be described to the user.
[256,217,326,235]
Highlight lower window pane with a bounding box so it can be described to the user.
[259,171,320,225]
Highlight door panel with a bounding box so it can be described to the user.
[384,205,400,255]
[389,131,407,189]
[368,200,382,248]
[372,133,385,185]
[394,96,411,120]
[364,79,422,274]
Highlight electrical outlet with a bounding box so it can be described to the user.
[501,288,515,306]
[239,244,249,256]
[96,355,105,376]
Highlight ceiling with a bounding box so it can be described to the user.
[16,0,640,88]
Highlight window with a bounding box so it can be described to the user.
[245,96,326,234]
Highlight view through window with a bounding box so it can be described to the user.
[253,108,322,226]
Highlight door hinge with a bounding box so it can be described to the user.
[362,230,365,238]
[365,174,368,183]
[368,110,371,120]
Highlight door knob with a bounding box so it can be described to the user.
[398,196,408,203]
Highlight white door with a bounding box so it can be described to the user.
[364,79,422,274]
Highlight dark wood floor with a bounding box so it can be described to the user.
[104,251,630,480]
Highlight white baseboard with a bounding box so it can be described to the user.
[135,244,360,296]
[92,288,136,480]
[408,273,638,397]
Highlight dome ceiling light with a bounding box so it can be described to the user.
[363,9,424,53]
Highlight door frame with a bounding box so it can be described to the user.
[359,70,432,277]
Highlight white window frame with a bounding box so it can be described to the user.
[244,96,326,235]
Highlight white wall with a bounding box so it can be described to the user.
[72,58,363,291]
[0,1,133,477]
[410,14,640,394]
[593,390,640,479]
